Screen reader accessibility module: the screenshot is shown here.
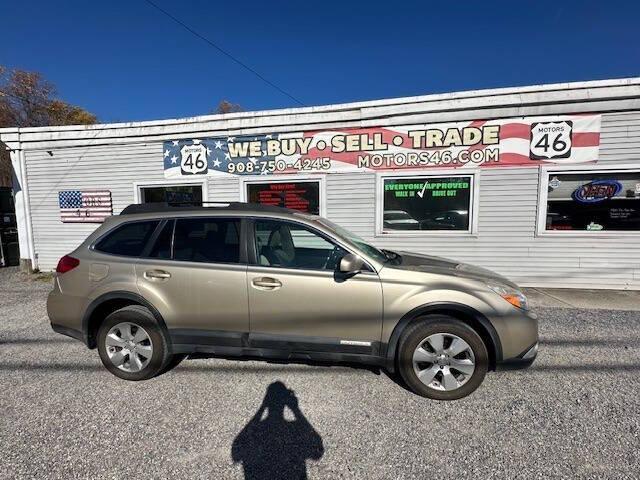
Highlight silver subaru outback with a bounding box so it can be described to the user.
[47,203,538,400]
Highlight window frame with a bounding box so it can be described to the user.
[133,179,208,205]
[246,217,375,274]
[239,175,326,216]
[140,219,175,259]
[375,170,479,236]
[536,164,640,237]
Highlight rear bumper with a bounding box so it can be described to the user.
[51,323,86,344]
[495,342,538,371]
[47,286,88,343]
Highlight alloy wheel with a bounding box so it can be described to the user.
[412,333,476,391]
[104,322,153,373]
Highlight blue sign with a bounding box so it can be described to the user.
[572,180,622,204]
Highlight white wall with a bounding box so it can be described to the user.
[21,111,640,288]
[10,80,640,288]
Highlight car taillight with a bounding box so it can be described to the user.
[56,255,80,274]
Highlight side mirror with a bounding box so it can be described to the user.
[338,253,364,276]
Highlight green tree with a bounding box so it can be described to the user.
[0,66,98,186]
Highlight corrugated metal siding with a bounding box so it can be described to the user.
[24,111,640,289]
[25,143,162,269]
[25,141,244,270]
[208,176,240,203]
[323,112,640,289]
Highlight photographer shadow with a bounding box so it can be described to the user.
[232,381,324,480]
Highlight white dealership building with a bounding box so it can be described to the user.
[1,78,640,289]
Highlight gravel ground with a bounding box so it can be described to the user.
[1,267,639,479]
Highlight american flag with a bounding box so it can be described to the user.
[58,190,113,223]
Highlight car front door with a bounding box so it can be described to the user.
[135,217,249,345]
[246,218,383,354]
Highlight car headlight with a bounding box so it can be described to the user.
[487,284,529,310]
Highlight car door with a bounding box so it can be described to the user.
[135,217,250,343]
[246,218,383,354]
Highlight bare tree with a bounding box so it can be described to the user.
[215,100,243,114]
[0,66,98,186]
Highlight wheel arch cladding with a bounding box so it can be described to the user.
[385,303,502,372]
[82,291,168,349]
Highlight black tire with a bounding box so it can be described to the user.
[97,305,171,381]
[397,315,488,400]
[159,353,188,375]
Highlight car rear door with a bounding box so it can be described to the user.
[135,217,250,345]
[246,218,383,355]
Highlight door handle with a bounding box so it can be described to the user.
[252,277,282,290]
[144,270,171,280]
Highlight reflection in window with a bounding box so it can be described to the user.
[382,176,472,231]
[545,172,640,231]
[140,185,203,205]
[148,221,174,259]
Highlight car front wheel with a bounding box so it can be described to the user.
[397,316,488,400]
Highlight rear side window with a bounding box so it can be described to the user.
[173,218,241,264]
[95,221,159,257]
[148,221,174,259]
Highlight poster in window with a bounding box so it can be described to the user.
[247,182,320,215]
[383,176,472,231]
[546,172,640,231]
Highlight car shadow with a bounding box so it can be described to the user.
[232,381,324,480]
[540,338,639,347]
[0,360,369,376]
[0,338,76,345]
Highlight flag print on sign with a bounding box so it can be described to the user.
[58,190,113,223]
[163,114,602,178]
[163,136,279,177]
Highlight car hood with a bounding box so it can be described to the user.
[387,251,519,288]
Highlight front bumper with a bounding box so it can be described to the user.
[496,341,538,370]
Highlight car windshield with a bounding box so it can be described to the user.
[316,218,392,264]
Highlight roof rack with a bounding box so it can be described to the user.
[119,201,298,216]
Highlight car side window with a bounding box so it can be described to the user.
[147,220,174,259]
[254,220,346,270]
[95,220,159,257]
[173,217,241,264]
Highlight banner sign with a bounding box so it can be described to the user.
[58,190,112,223]
[163,114,601,178]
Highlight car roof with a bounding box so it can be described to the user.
[118,202,318,221]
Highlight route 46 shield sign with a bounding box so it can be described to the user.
[530,121,573,160]
[180,144,208,175]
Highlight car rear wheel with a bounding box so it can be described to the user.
[97,305,172,381]
[397,316,488,400]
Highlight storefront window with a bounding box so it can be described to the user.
[140,185,203,205]
[545,171,640,231]
[246,181,320,215]
[382,175,473,232]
